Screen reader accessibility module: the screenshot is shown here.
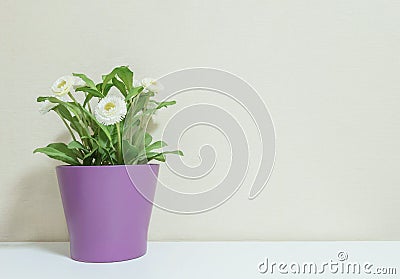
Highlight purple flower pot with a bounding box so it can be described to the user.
[56,164,159,263]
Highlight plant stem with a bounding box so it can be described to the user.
[116,122,122,164]
[67,92,93,149]
[68,92,88,126]
[56,111,77,142]
[67,92,79,104]
[85,93,93,113]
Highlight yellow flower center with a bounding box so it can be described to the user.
[57,80,66,88]
[104,102,116,111]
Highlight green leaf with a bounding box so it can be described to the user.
[70,116,85,137]
[131,94,148,115]
[81,135,115,164]
[116,66,133,91]
[83,147,98,160]
[96,83,102,91]
[153,154,166,162]
[103,83,113,95]
[144,133,152,146]
[83,94,93,107]
[34,146,80,165]
[67,141,87,151]
[54,105,73,122]
[146,140,167,151]
[68,101,113,143]
[37,97,80,117]
[102,66,134,93]
[125,86,142,101]
[37,96,64,104]
[47,143,81,160]
[99,129,114,149]
[102,68,119,92]
[37,97,101,145]
[72,73,96,89]
[165,150,184,156]
[122,140,139,164]
[112,77,127,96]
[96,82,112,94]
[146,150,183,162]
[75,86,103,98]
[96,147,108,164]
[156,101,176,109]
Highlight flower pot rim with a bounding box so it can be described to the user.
[57,164,159,169]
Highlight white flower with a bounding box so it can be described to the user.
[133,79,142,88]
[141,78,163,93]
[95,95,127,126]
[39,100,58,115]
[51,76,74,97]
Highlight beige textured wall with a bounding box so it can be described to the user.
[0,0,399,241]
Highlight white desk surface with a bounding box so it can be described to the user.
[0,242,399,278]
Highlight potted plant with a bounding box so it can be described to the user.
[34,66,182,263]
